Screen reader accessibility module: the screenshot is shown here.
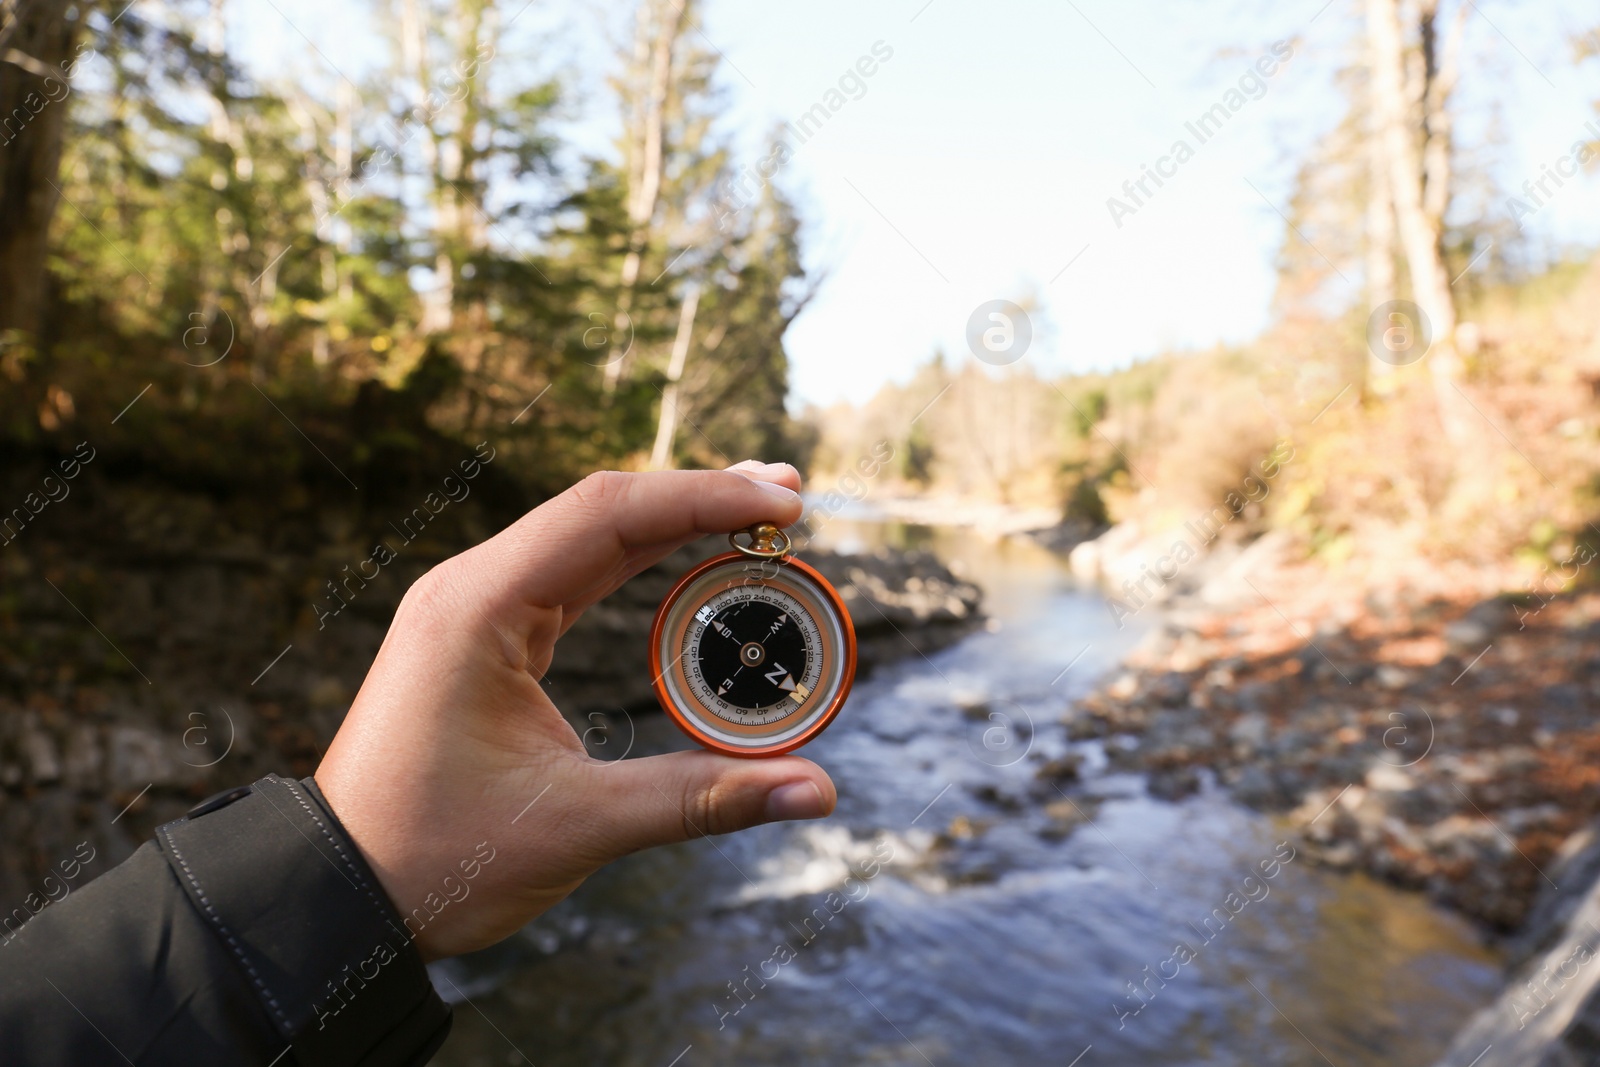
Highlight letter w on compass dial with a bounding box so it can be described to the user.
[689,591,821,725]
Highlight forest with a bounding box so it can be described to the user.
[2,0,807,508]
[6,0,1600,1064]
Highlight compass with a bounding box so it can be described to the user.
[650,523,856,757]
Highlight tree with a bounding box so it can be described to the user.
[1366,0,1470,439]
[560,0,808,470]
[603,0,686,394]
[1,0,807,493]
[666,174,812,469]
[0,0,83,340]
[647,281,698,469]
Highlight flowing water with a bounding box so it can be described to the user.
[431,520,1502,1067]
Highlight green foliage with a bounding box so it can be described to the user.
[901,421,935,486]
[1065,388,1106,439]
[1061,462,1110,527]
[4,0,810,515]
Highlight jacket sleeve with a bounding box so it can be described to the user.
[0,774,452,1066]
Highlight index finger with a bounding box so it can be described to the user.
[471,468,805,610]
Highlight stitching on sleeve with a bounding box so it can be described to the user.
[158,824,291,1032]
[277,776,392,924]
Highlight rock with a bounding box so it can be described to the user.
[1388,784,1454,825]
[21,728,60,785]
[1146,671,1193,707]
[1230,711,1270,749]
[970,784,1023,811]
[1443,618,1492,649]
[308,677,349,710]
[1063,712,1107,741]
[1429,822,1600,1067]
[1106,673,1139,701]
[1029,517,1106,554]
[1365,763,1414,792]
[816,548,983,629]
[61,724,102,790]
[1104,734,1143,770]
[959,700,996,722]
[1234,680,1275,716]
[105,725,186,790]
[1034,753,1083,785]
[1039,799,1090,840]
[1514,827,1600,960]
[1147,766,1202,801]
[1375,665,1412,690]
[1310,840,1361,869]
[1232,764,1299,810]
[1443,599,1517,651]
[938,815,982,843]
[1420,815,1504,866]
[1539,685,1587,732]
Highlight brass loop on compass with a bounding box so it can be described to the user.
[729,522,792,560]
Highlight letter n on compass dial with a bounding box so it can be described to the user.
[650,554,856,757]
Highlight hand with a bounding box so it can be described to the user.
[315,461,837,962]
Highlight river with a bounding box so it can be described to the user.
[430,519,1503,1067]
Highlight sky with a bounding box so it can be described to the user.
[228,0,1600,410]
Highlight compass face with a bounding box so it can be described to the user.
[651,554,856,756]
[688,588,823,724]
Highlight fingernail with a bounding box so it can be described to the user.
[766,781,826,821]
[752,480,799,501]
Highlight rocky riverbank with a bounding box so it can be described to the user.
[1065,532,1597,930]
[1060,519,1600,1061]
[0,473,982,912]
[1428,819,1600,1067]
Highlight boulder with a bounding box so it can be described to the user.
[1431,819,1600,1067]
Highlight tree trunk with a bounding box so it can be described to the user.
[604,0,685,394]
[400,0,451,334]
[1364,72,1396,395]
[1419,0,1466,226]
[1366,0,1469,443]
[0,0,82,340]
[648,283,699,470]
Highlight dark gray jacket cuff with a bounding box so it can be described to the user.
[0,773,451,1065]
[154,774,452,1065]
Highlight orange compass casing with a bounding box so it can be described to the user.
[650,549,856,758]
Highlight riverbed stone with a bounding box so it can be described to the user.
[1033,753,1082,785]
[105,725,190,790]
[1146,766,1202,801]
[1229,711,1270,750]
[1431,827,1600,1067]
[20,726,60,785]
[1039,799,1090,840]
[61,724,101,791]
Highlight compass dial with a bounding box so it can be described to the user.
[685,587,823,725]
[651,551,856,757]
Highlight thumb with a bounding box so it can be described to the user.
[594,750,836,858]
